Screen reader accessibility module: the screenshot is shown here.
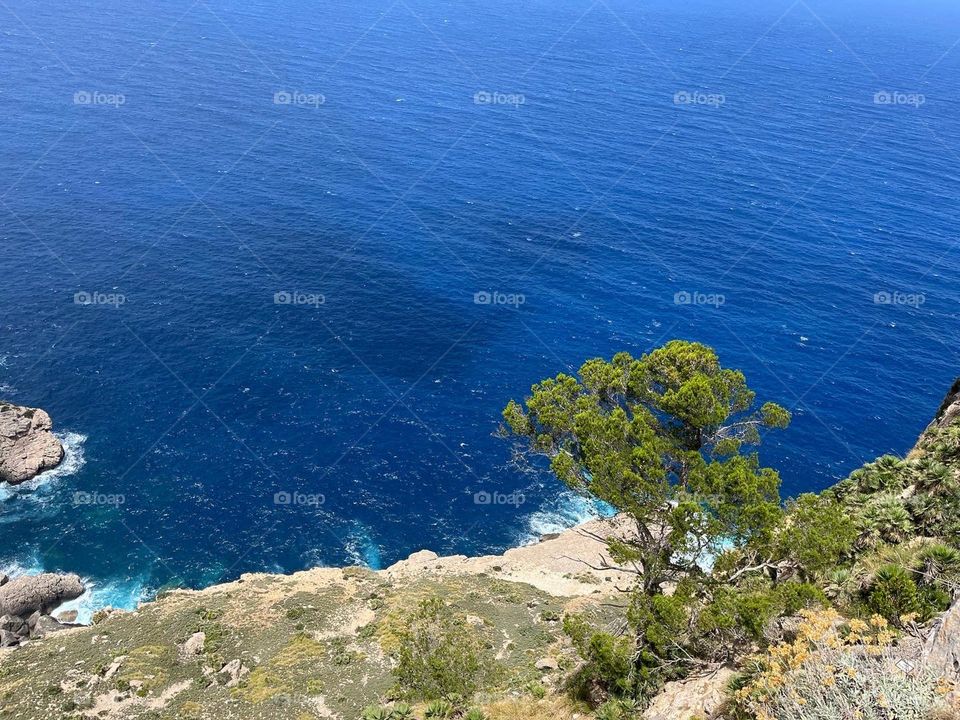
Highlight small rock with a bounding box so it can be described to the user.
[103,656,125,680]
[0,614,26,635]
[56,610,78,624]
[182,631,205,656]
[535,657,559,672]
[0,575,8,586]
[0,629,19,648]
[32,615,64,637]
[405,550,439,564]
[924,599,960,680]
[643,667,734,720]
[219,659,249,687]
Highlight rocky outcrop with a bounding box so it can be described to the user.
[0,403,64,484]
[923,598,960,680]
[0,573,84,647]
[0,573,84,618]
[642,667,734,720]
[383,514,637,596]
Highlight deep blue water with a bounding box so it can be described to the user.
[2,0,960,614]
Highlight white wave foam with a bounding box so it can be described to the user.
[56,576,148,624]
[38,431,87,482]
[518,490,616,546]
[0,556,44,579]
[344,523,382,570]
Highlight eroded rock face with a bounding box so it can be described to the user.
[0,573,84,618]
[0,403,64,484]
[924,599,960,680]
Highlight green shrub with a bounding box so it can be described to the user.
[594,697,641,720]
[563,614,637,698]
[393,597,496,701]
[361,707,391,720]
[390,703,415,719]
[867,565,922,622]
[424,699,454,718]
[778,582,828,615]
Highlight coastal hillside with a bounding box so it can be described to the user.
[1,380,960,720]
[0,514,633,720]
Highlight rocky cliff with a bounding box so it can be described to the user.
[0,402,64,484]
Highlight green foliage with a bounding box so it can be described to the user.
[776,494,856,578]
[463,710,488,720]
[424,699,455,718]
[504,347,960,712]
[777,582,828,615]
[858,495,914,547]
[505,341,795,704]
[503,341,789,599]
[563,614,637,698]
[867,565,923,623]
[361,707,392,720]
[917,543,960,590]
[594,697,642,720]
[390,702,415,719]
[393,597,496,702]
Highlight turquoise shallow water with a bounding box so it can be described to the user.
[1,0,959,610]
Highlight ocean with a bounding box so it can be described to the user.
[2,0,959,614]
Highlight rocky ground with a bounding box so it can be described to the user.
[0,517,638,720]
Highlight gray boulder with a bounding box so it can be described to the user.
[0,574,84,618]
[0,615,27,636]
[0,403,64,484]
[31,615,64,637]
